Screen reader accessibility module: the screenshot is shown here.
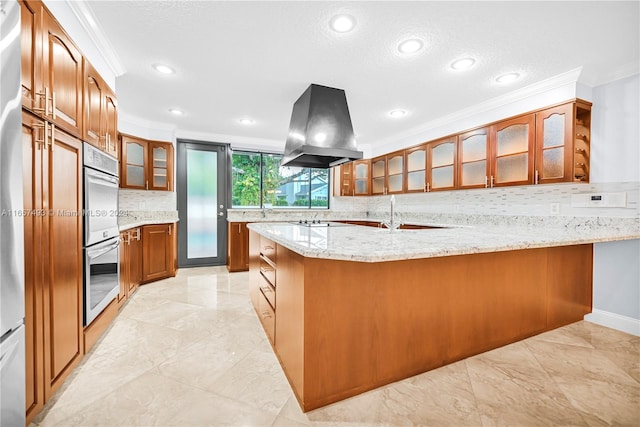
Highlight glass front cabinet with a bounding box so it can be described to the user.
[332,99,590,197]
[120,134,174,191]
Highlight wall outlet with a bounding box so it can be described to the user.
[550,203,560,214]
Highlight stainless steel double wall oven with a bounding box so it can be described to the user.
[83,143,120,326]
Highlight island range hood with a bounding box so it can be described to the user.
[280,84,363,168]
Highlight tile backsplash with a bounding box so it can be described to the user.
[119,189,176,211]
[333,182,639,218]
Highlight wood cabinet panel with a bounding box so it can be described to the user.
[22,111,45,424]
[142,224,175,283]
[22,120,84,403]
[83,60,118,158]
[42,11,83,138]
[253,238,593,412]
[44,126,84,395]
[20,0,43,112]
[227,222,249,272]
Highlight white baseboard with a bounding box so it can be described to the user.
[584,309,640,336]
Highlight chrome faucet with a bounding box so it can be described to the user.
[381,195,401,231]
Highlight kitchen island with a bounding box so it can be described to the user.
[247,221,640,412]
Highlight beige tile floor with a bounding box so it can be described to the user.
[31,266,639,427]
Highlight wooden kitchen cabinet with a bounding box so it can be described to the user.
[457,127,490,189]
[249,232,277,345]
[227,222,250,272]
[20,0,43,112]
[404,145,428,192]
[333,159,370,197]
[491,114,535,187]
[41,8,84,138]
[22,110,84,423]
[427,136,457,191]
[535,100,592,184]
[118,227,143,308]
[142,223,176,283]
[371,151,404,195]
[84,61,118,158]
[120,134,174,191]
[456,116,535,189]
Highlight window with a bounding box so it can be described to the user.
[231,151,329,209]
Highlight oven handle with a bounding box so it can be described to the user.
[85,168,119,186]
[87,240,120,260]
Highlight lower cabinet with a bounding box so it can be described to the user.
[141,223,176,283]
[117,227,142,308]
[227,222,249,272]
[23,112,84,424]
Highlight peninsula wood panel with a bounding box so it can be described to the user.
[250,235,594,412]
[22,111,45,424]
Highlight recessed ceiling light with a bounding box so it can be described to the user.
[168,108,184,116]
[153,64,175,75]
[495,72,521,84]
[451,58,476,71]
[389,109,407,118]
[398,38,424,54]
[238,118,254,125]
[330,14,356,33]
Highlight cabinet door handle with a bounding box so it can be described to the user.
[145,180,149,190]
[34,88,48,114]
[490,176,494,188]
[51,91,57,120]
[426,182,430,192]
[168,225,172,235]
[261,311,272,319]
[485,176,488,188]
[535,170,539,185]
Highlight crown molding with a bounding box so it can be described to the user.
[65,0,126,76]
[369,67,584,151]
[580,61,640,87]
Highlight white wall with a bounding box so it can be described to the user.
[587,74,640,335]
[591,74,640,183]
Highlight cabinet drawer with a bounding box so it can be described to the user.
[257,291,275,344]
[260,256,276,286]
[260,236,276,264]
[258,273,276,309]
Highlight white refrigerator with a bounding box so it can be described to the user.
[0,0,26,426]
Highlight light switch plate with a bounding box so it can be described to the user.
[570,192,627,208]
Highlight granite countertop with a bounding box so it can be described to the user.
[247,220,640,263]
[118,210,179,231]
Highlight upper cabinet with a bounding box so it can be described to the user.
[371,151,404,195]
[42,10,84,138]
[21,0,116,157]
[353,160,371,196]
[84,61,118,158]
[427,137,457,191]
[457,128,489,189]
[535,101,591,184]
[120,134,174,191]
[405,145,428,193]
[20,0,43,112]
[491,115,535,187]
[332,159,370,196]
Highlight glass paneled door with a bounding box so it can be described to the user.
[177,140,230,267]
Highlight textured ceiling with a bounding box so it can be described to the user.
[86,1,639,149]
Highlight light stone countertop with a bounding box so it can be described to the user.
[118,210,179,231]
[247,219,640,263]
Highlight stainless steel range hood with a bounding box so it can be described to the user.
[281,84,363,169]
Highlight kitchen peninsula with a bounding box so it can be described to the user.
[248,220,638,411]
